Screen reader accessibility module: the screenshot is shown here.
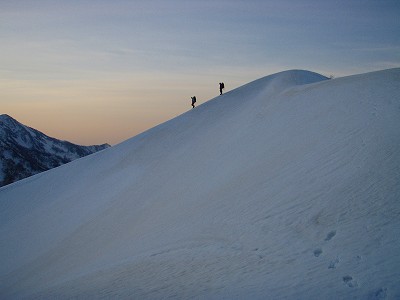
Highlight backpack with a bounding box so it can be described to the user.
[221,82,225,89]
[192,96,196,103]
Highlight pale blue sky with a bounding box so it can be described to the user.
[1,0,399,144]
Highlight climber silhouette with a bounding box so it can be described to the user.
[191,96,197,108]
[219,82,225,95]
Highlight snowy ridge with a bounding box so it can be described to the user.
[0,114,110,187]
[0,69,400,299]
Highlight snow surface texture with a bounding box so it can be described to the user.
[0,114,109,187]
[1,69,400,299]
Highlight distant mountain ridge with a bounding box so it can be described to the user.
[0,114,109,187]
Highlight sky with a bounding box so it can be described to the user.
[1,0,399,145]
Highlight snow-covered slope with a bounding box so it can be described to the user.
[0,114,109,187]
[1,69,399,299]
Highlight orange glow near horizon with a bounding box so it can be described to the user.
[2,1,398,146]
[1,75,240,145]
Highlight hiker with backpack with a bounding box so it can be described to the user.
[219,82,225,95]
[191,96,197,108]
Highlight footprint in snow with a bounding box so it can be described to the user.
[313,248,323,257]
[343,275,358,288]
[328,257,340,269]
[371,288,387,300]
[325,230,336,241]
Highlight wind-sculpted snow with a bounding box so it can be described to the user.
[1,69,400,299]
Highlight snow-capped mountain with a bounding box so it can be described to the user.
[0,114,109,187]
[1,69,399,299]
